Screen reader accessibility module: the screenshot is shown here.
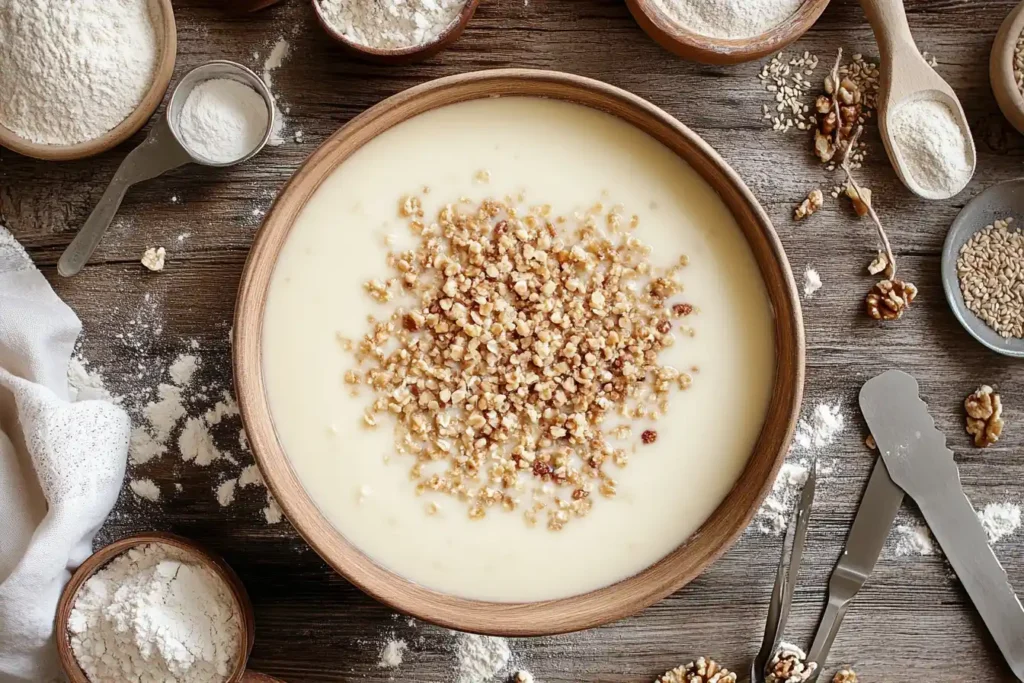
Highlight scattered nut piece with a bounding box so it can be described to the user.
[866,250,891,277]
[865,434,876,450]
[766,645,817,683]
[844,183,871,217]
[832,669,858,683]
[865,279,917,321]
[794,188,824,220]
[657,657,737,683]
[965,385,1004,448]
[141,246,166,272]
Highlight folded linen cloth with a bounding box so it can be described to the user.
[0,227,129,682]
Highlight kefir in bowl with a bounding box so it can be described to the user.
[236,70,803,634]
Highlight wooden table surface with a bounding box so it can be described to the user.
[3,0,1024,681]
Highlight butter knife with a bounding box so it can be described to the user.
[804,375,907,676]
[861,370,1024,681]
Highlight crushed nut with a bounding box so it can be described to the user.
[794,188,824,220]
[512,672,534,683]
[766,645,817,683]
[813,50,877,167]
[965,385,1004,448]
[657,657,737,683]
[865,434,876,450]
[350,194,695,530]
[844,183,871,217]
[672,302,694,317]
[832,669,858,683]
[865,279,917,321]
[641,429,658,445]
[866,250,891,277]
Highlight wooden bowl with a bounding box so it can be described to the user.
[55,532,256,683]
[234,69,805,636]
[310,0,479,64]
[991,0,1024,135]
[0,0,176,161]
[626,0,829,65]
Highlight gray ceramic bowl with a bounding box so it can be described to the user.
[942,178,1024,358]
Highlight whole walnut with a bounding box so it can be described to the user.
[865,279,917,321]
[965,385,1004,447]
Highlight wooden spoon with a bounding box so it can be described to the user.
[991,0,1024,135]
[859,0,976,200]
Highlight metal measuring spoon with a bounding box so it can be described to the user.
[58,60,274,277]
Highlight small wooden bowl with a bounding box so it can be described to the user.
[0,0,177,161]
[991,0,1024,135]
[55,532,256,683]
[310,0,479,64]
[626,0,829,65]
[234,69,805,636]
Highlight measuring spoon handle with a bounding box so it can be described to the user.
[58,118,191,277]
[859,0,918,62]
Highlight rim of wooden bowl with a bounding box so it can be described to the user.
[55,532,256,683]
[310,0,480,64]
[991,0,1024,135]
[0,0,177,161]
[625,0,830,65]
[234,68,805,637]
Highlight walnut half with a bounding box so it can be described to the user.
[965,385,1004,447]
[794,188,824,220]
[865,279,917,321]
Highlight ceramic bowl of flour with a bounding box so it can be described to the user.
[55,532,256,683]
[626,0,829,64]
[0,0,177,162]
[311,0,480,64]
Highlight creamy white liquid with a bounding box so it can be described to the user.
[262,97,775,602]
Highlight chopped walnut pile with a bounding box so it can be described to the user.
[349,195,696,530]
[832,669,858,683]
[965,385,1004,448]
[813,50,878,168]
[766,645,817,683]
[657,657,737,683]
[794,188,824,220]
[865,279,917,321]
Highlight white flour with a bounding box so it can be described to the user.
[68,543,241,683]
[169,353,200,386]
[178,78,269,163]
[379,638,407,669]
[0,0,160,145]
[890,98,972,196]
[650,0,803,39]
[893,523,934,556]
[979,502,1022,544]
[318,0,466,49]
[755,400,846,535]
[803,267,822,298]
[129,478,161,502]
[69,357,118,403]
[454,633,511,683]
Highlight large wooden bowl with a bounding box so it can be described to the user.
[234,69,804,636]
[626,0,829,65]
[0,0,176,161]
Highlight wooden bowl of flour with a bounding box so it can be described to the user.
[311,0,480,64]
[0,0,176,161]
[55,532,256,683]
[626,0,830,64]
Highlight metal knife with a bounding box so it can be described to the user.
[861,370,1024,682]
[804,374,907,677]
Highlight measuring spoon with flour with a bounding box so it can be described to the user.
[58,61,274,277]
[860,0,976,200]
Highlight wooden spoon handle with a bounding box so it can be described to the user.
[858,0,918,63]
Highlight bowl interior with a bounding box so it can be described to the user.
[991,0,1024,135]
[55,532,256,683]
[0,0,177,161]
[234,68,804,636]
[626,0,830,64]
[942,179,1024,358]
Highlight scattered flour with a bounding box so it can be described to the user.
[216,478,238,507]
[129,478,161,502]
[68,543,241,683]
[649,0,803,39]
[263,494,283,524]
[378,638,408,669]
[454,633,511,683]
[755,462,809,535]
[169,354,200,386]
[68,356,117,403]
[261,37,289,146]
[0,0,160,145]
[893,523,934,556]
[890,98,972,196]
[179,416,223,466]
[979,502,1022,544]
[793,402,845,450]
[318,0,466,49]
[803,267,822,298]
[141,246,166,272]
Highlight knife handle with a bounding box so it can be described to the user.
[920,489,1024,680]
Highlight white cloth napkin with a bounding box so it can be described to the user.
[0,227,130,682]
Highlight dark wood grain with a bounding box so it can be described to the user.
[3,0,1024,681]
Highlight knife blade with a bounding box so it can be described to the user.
[804,372,908,675]
[861,370,1024,682]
